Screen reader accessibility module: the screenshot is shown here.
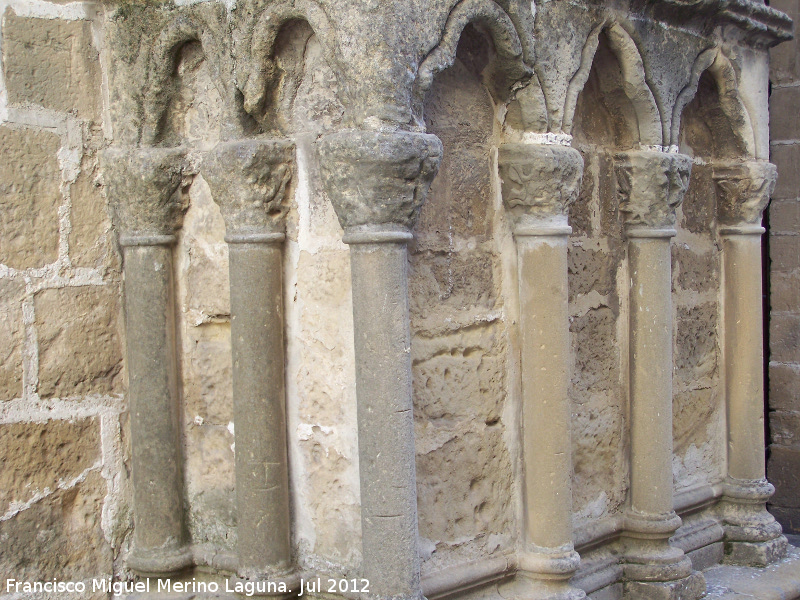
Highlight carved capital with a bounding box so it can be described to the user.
[713,161,777,228]
[202,139,294,239]
[316,130,442,237]
[614,151,692,231]
[100,146,188,241]
[498,144,583,230]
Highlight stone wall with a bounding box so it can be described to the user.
[768,0,800,537]
[0,3,125,589]
[0,0,795,598]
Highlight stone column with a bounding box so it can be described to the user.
[713,160,787,567]
[614,151,705,600]
[317,130,441,600]
[101,146,192,576]
[202,139,296,585]
[496,144,585,600]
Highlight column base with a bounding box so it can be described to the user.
[720,478,787,567]
[724,535,788,568]
[228,570,302,598]
[127,544,193,577]
[498,573,585,600]
[623,570,705,600]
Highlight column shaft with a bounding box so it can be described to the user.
[714,159,786,567]
[518,233,573,549]
[628,235,674,518]
[123,242,191,575]
[349,238,420,598]
[228,240,291,576]
[723,233,766,482]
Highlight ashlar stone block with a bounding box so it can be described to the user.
[2,10,100,119]
[35,286,122,398]
[0,279,25,401]
[0,418,100,515]
[0,126,62,270]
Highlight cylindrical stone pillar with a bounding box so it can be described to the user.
[202,139,297,586]
[317,130,442,600]
[615,151,705,600]
[101,146,192,576]
[713,161,787,567]
[497,144,585,600]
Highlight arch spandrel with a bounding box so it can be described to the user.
[672,47,755,158]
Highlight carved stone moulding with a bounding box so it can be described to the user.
[202,139,295,241]
[498,143,584,234]
[316,129,442,241]
[614,150,692,232]
[713,160,777,230]
[100,146,188,244]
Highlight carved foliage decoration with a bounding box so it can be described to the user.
[498,144,584,221]
[713,161,777,226]
[101,147,188,237]
[317,130,442,231]
[615,151,692,229]
[201,139,295,235]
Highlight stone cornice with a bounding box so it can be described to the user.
[201,139,295,239]
[498,144,584,231]
[100,146,188,241]
[713,160,777,227]
[642,0,793,49]
[316,130,442,236]
[614,150,692,231]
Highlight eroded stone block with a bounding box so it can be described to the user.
[0,471,111,583]
[0,126,62,270]
[0,279,25,401]
[768,446,800,508]
[35,286,122,398]
[69,160,115,270]
[772,144,800,200]
[2,10,100,119]
[0,418,100,515]
[769,363,800,412]
[770,313,800,364]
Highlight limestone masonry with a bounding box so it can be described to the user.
[0,0,799,599]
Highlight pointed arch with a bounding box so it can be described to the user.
[239,0,338,122]
[562,20,662,145]
[142,11,226,145]
[670,48,755,156]
[415,0,531,107]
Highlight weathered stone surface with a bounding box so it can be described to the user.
[0,126,62,270]
[497,143,583,224]
[770,411,800,447]
[0,418,100,515]
[770,236,800,273]
[2,10,100,119]
[69,157,115,270]
[769,363,800,412]
[770,313,800,363]
[680,164,716,234]
[675,303,719,384]
[768,446,800,508]
[714,161,777,226]
[35,286,122,398]
[673,246,718,292]
[770,88,800,141]
[569,246,617,300]
[202,139,294,236]
[614,151,692,229]
[769,200,800,235]
[0,471,111,584]
[771,144,800,200]
[771,271,800,313]
[100,146,187,238]
[317,130,442,231]
[0,279,25,402]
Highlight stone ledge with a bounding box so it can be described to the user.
[704,544,800,599]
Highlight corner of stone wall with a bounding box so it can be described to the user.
[0,0,129,588]
[767,0,800,536]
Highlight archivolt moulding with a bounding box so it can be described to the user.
[561,20,663,146]
[669,46,756,156]
[238,0,339,129]
[414,0,533,119]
